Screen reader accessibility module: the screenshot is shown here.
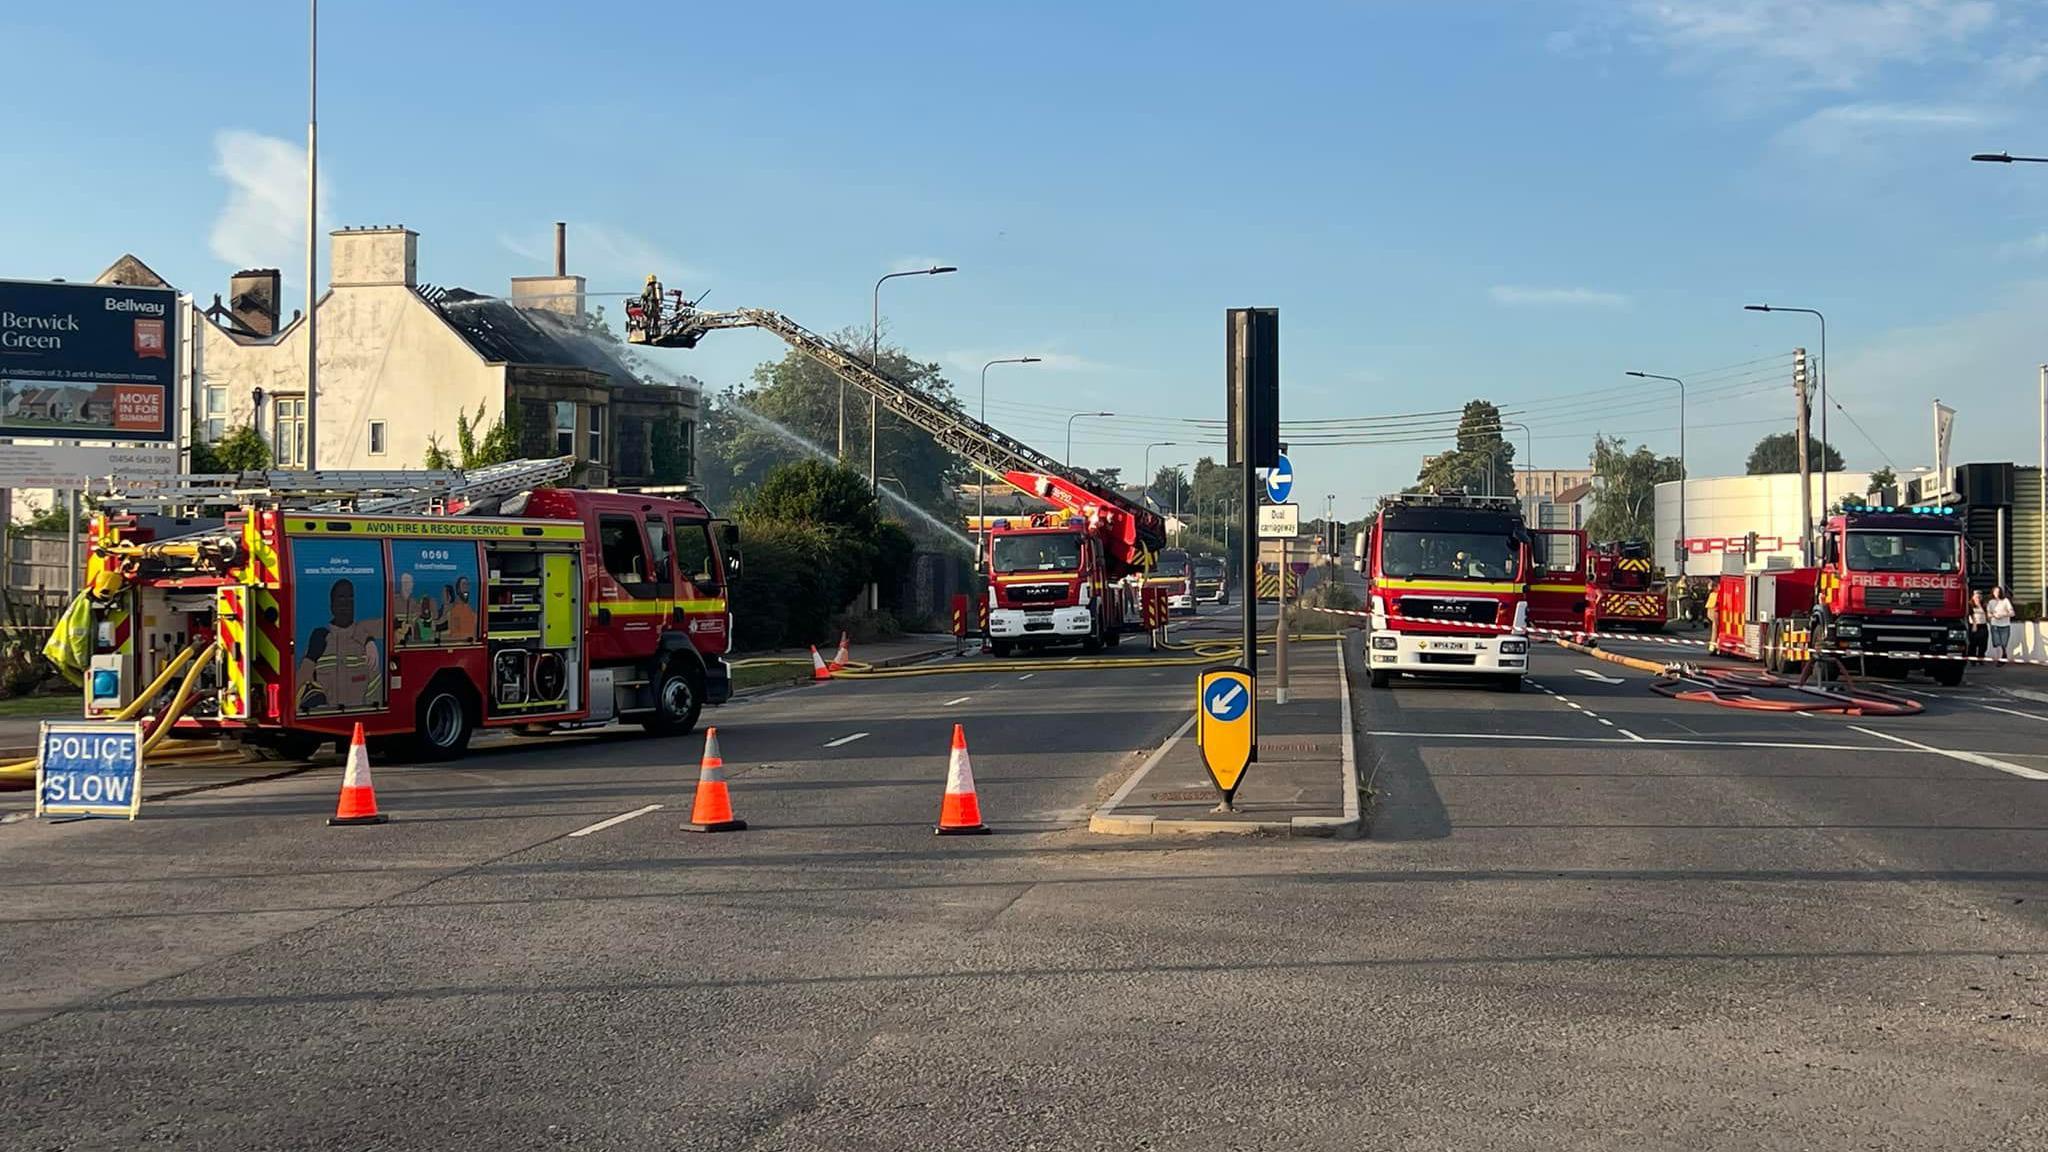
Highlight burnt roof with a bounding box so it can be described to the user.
[431,288,667,386]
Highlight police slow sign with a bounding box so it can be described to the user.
[36,721,145,820]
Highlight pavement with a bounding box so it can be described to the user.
[3,596,2046,1150]
[1091,628,1359,836]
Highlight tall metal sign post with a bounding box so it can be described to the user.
[1226,308,1279,769]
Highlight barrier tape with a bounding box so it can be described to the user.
[1304,604,2048,669]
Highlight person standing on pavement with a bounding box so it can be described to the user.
[1967,590,1989,662]
[1986,586,2016,666]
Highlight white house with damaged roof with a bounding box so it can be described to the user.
[188,223,699,485]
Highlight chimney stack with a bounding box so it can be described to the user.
[511,222,586,317]
[554,222,567,277]
[228,269,282,337]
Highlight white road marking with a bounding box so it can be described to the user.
[1365,730,1916,754]
[1618,728,1645,742]
[1597,718,1615,726]
[1848,725,2048,781]
[1017,673,1035,680]
[943,696,971,707]
[1575,668,1626,684]
[1565,701,1584,710]
[1966,702,2048,722]
[1889,684,1933,698]
[824,732,870,748]
[1795,711,1815,718]
[567,804,664,838]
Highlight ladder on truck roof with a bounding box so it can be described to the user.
[97,456,577,515]
[628,303,1166,574]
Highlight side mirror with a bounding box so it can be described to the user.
[721,523,740,549]
[723,547,743,582]
[1821,537,1838,566]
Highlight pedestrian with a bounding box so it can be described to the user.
[1986,585,2017,666]
[1967,590,1989,662]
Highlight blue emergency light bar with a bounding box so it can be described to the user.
[1840,500,1955,516]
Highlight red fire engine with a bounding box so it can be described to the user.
[1708,502,1968,686]
[1585,541,1669,632]
[76,460,739,759]
[1356,493,1540,691]
[626,300,1169,657]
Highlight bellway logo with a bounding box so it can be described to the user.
[105,298,167,315]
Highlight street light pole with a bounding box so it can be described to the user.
[1143,442,1177,500]
[1170,463,1191,539]
[1746,304,1828,530]
[305,0,318,471]
[867,265,957,476]
[1628,372,1686,574]
[977,357,1041,570]
[1065,411,1114,466]
[1972,152,2048,164]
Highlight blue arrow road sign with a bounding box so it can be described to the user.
[1203,678,1250,723]
[1264,452,1294,504]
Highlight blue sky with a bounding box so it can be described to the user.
[7,1,2048,516]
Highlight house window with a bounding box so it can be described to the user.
[554,400,576,457]
[272,396,307,469]
[368,420,388,456]
[203,385,228,442]
[588,404,606,464]
[618,418,649,478]
[519,399,551,458]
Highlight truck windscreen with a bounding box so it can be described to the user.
[1194,560,1223,579]
[1382,530,1521,581]
[994,533,1083,573]
[1845,531,1960,573]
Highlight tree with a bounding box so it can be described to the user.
[1585,436,1682,545]
[1150,465,1193,515]
[1746,432,1844,475]
[191,424,271,473]
[1415,400,1514,496]
[1866,466,1897,497]
[743,458,882,536]
[649,416,691,485]
[694,330,965,523]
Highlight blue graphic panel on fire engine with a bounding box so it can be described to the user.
[292,538,388,715]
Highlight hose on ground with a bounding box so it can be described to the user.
[0,641,224,783]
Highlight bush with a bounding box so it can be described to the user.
[729,521,871,651]
[191,424,271,474]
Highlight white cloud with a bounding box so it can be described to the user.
[1774,100,1995,155]
[1627,0,1998,92]
[1829,280,2048,467]
[209,129,327,271]
[499,223,704,287]
[1489,285,1631,308]
[1996,231,2048,258]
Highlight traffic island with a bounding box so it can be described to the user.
[1090,636,1361,837]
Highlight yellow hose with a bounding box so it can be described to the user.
[0,641,221,782]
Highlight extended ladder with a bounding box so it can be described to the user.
[97,456,577,515]
[628,304,1166,573]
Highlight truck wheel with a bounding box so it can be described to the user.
[639,660,704,736]
[1930,662,1966,687]
[413,680,477,760]
[1105,625,1122,649]
[1368,670,1391,690]
[990,640,1014,658]
[1082,628,1104,654]
[1491,675,1523,693]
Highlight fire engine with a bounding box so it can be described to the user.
[1708,501,1968,686]
[1355,493,1545,691]
[973,510,1141,655]
[625,299,1168,657]
[70,459,740,760]
[1586,541,1669,632]
[1156,548,1197,615]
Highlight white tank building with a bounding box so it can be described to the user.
[1653,473,1880,578]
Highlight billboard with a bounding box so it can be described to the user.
[0,279,180,442]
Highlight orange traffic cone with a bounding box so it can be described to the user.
[831,631,852,670]
[328,723,388,826]
[934,723,990,836]
[811,645,834,681]
[685,727,747,832]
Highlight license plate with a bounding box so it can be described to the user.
[1423,639,1468,651]
[1027,612,1053,622]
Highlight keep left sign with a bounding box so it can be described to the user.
[37,721,145,820]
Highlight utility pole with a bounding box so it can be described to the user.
[1794,348,1814,565]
